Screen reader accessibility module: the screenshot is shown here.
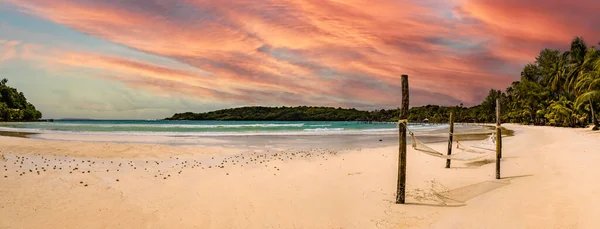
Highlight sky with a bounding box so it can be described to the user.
[1,0,599,119]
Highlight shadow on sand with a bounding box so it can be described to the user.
[407,174,533,207]
[446,156,519,169]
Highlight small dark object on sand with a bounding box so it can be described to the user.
[84,184,88,187]
[116,179,119,182]
[80,181,83,184]
[379,139,382,141]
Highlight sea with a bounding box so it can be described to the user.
[0,120,417,136]
[0,120,493,147]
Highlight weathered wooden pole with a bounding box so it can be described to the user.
[495,98,502,179]
[446,111,454,168]
[396,74,409,204]
[590,100,598,127]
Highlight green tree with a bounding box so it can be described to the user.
[575,52,600,129]
[0,78,43,121]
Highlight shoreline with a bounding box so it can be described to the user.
[0,125,508,149]
[0,130,36,138]
[1,124,599,228]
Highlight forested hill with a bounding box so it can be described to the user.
[168,106,372,121]
[0,78,43,121]
[175,37,599,129]
[166,104,498,123]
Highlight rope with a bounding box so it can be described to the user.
[398,119,499,161]
[455,132,496,154]
[410,132,494,161]
[398,119,413,135]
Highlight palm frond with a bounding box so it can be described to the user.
[575,91,600,108]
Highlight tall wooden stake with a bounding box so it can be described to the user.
[446,111,454,168]
[591,100,598,126]
[396,74,409,204]
[495,98,502,179]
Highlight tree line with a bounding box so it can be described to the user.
[169,37,599,130]
[168,106,372,121]
[166,104,504,123]
[0,79,43,121]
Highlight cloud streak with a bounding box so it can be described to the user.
[5,0,600,113]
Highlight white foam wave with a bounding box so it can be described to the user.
[28,123,306,128]
[303,128,345,132]
[359,128,398,132]
[0,126,398,137]
[0,122,453,138]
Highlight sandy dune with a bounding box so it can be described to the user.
[1,124,599,229]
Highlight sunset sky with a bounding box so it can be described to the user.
[1,0,599,119]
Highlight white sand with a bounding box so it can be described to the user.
[1,124,599,229]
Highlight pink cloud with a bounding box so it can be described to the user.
[0,40,21,62]
[456,0,600,61]
[6,0,600,108]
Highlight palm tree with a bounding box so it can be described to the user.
[566,37,588,92]
[568,45,597,98]
[575,68,600,130]
[573,44,600,130]
[537,48,561,87]
[521,63,541,82]
[548,52,570,96]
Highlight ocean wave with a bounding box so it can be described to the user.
[359,128,398,132]
[0,120,457,138]
[0,126,397,137]
[29,123,306,128]
[303,128,345,132]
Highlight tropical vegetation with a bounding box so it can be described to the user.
[500,37,600,130]
[0,78,43,121]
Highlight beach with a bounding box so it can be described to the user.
[1,124,599,228]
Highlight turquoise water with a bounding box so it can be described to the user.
[0,120,448,136]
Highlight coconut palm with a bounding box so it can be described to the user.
[547,52,570,96]
[575,62,600,129]
[565,37,588,93]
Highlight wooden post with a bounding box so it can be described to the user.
[591,100,598,127]
[396,74,409,204]
[446,111,454,168]
[495,98,502,179]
